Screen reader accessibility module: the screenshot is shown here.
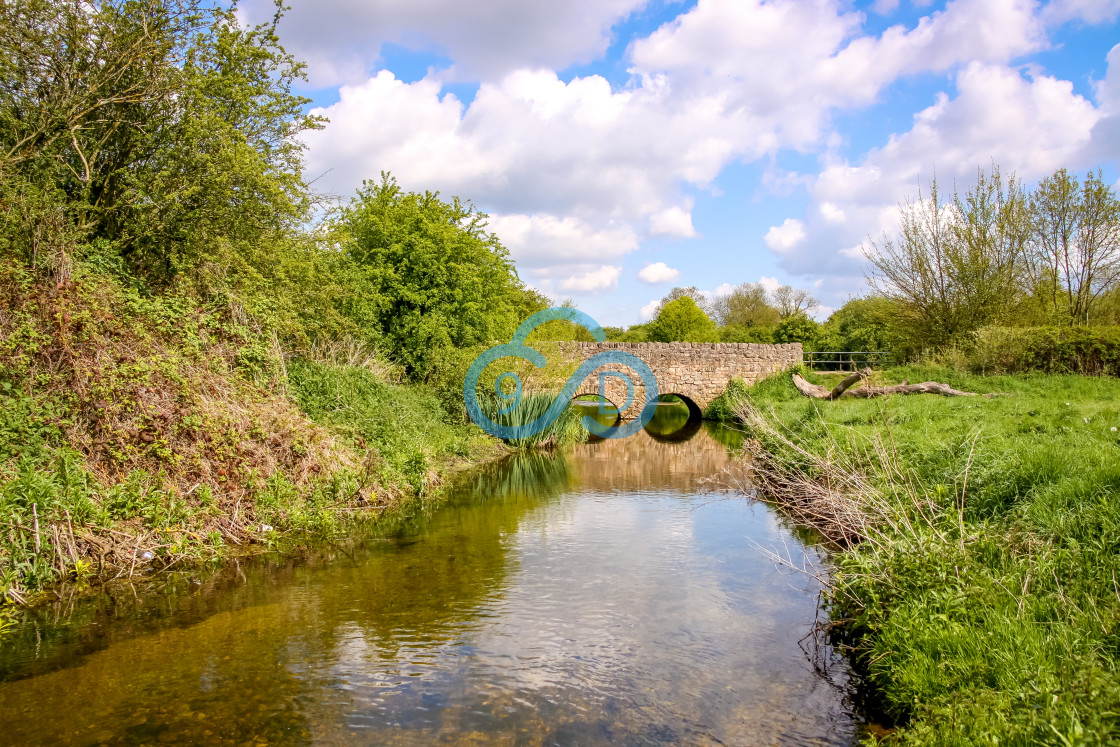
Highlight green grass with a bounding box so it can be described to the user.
[740,366,1120,745]
[285,358,492,495]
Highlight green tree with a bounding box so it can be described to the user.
[711,282,780,327]
[615,323,651,342]
[337,174,541,380]
[774,314,819,347]
[818,296,900,353]
[1028,168,1120,326]
[647,296,718,342]
[0,0,322,287]
[719,325,775,343]
[865,166,1030,349]
[650,285,712,318]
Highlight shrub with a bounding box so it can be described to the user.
[966,326,1120,375]
[719,325,775,344]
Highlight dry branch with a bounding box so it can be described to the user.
[793,368,996,399]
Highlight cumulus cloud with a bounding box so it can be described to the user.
[287,0,1119,310]
[649,200,698,238]
[1042,0,1120,25]
[640,299,662,320]
[638,262,681,284]
[239,0,648,85]
[1086,44,1120,164]
[764,219,806,253]
[485,213,639,270]
[560,266,623,293]
[627,0,1047,148]
[768,62,1103,281]
[819,202,846,223]
[298,0,1065,301]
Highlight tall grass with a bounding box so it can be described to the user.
[736,367,1120,745]
[476,391,588,449]
[286,358,493,496]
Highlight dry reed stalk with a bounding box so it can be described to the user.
[31,503,40,554]
[735,401,873,547]
[733,399,958,562]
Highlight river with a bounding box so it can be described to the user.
[0,404,860,745]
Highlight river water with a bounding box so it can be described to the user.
[0,405,859,745]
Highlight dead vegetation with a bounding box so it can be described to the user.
[0,265,383,599]
[791,367,998,400]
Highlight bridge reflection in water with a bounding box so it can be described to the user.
[0,401,855,746]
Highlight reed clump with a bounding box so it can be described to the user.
[476,392,588,450]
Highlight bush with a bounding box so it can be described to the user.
[966,326,1120,375]
[703,378,751,421]
[774,314,819,348]
[286,358,481,495]
[719,325,775,343]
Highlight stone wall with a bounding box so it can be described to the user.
[563,341,802,415]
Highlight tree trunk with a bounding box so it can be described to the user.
[792,369,992,399]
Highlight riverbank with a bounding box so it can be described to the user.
[0,260,509,615]
[731,366,1120,744]
[0,416,859,745]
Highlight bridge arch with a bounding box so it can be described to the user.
[565,342,802,419]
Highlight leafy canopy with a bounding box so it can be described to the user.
[647,296,718,342]
[0,0,322,288]
[336,173,544,380]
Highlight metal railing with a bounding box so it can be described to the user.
[804,351,893,371]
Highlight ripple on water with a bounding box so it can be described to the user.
[0,423,860,745]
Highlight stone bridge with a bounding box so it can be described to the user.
[564,341,803,418]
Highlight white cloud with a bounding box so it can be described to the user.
[300,0,1061,300]
[764,218,807,253]
[628,0,1047,148]
[758,276,781,294]
[1087,44,1120,164]
[771,62,1102,279]
[638,262,681,284]
[560,266,623,293]
[649,200,698,238]
[1042,0,1120,25]
[640,299,662,320]
[819,202,846,223]
[239,0,649,85]
[485,213,639,270]
[289,0,1117,308]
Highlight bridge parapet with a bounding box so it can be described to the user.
[563,341,802,415]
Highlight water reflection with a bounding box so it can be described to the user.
[0,425,858,745]
[644,401,705,443]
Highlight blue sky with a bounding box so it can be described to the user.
[241,0,1120,326]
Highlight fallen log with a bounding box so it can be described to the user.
[793,368,995,399]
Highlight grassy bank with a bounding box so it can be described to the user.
[0,261,503,611]
[730,367,1120,744]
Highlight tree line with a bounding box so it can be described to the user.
[620,164,1120,360]
[3,0,1116,385]
[607,282,823,346]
